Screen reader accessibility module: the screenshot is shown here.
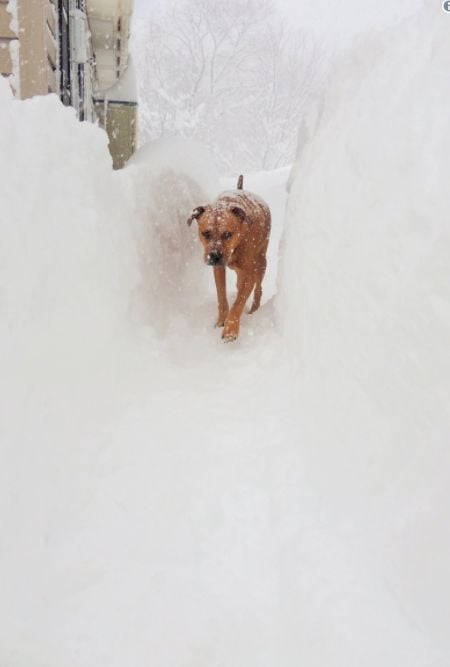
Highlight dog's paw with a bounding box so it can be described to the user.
[215,319,226,328]
[222,320,239,342]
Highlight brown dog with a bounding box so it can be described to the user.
[188,175,271,341]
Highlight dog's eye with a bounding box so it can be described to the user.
[202,230,212,240]
[222,231,233,240]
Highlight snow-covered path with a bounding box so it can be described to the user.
[0,108,294,662]
[2,328,292,667]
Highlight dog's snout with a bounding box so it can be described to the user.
[207,250,223,266]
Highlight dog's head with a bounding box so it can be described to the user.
[187,203,248,266]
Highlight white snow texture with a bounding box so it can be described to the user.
[1,4,449,666]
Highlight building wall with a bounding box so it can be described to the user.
[0,0,57,94]
[17,0,58,97]
[1,0,137,169]
[0,0,15,78]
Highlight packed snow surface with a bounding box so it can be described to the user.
[1,4,450,666]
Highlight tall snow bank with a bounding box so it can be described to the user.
[0,79,219,355]
[277,4,450,659]
[0,82,137,362]
[0,80,224,666]
[124,137,219,337]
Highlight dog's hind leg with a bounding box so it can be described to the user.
[214,266,229,327]
[249,281,263,314]
[249,253,267,314]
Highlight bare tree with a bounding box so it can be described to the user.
[133,0,321,173]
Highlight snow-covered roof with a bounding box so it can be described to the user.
[86,0,134,93]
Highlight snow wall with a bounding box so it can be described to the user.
[0,80,221,667]
[0,79,218,362]
[277,3,450,660]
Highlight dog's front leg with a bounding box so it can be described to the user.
[222,271,256,342]
[214,266,229,327]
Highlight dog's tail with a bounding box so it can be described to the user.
[237,174,244,190]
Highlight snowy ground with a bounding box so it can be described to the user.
[1,4,450,667]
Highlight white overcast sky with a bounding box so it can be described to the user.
[133,0,426,40]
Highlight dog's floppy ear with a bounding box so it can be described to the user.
[187,206,206,226]
[231,206,246,223]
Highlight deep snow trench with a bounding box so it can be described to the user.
[1,5,450,667]
[0,82,294,667]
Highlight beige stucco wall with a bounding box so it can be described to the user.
[17,0,58,97]
[0,0,15,77]
[0,0,57,94]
